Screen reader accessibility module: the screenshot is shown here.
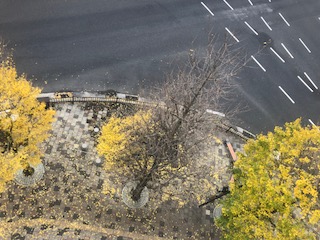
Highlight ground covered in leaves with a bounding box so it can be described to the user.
[0,102,242,239]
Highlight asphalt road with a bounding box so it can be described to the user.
[0,0,319,133]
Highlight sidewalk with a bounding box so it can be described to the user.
[0,102,245,239]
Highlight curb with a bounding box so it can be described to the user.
[38,91,256,140]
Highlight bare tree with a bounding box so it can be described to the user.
[98,34,245,206]
[156,35,244,137]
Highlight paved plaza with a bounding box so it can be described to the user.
[0,102,245,239]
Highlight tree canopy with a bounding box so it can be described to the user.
[97,109,221,207]
[216,119,320,240]
[97,36,242,207]
[0,58,55,192]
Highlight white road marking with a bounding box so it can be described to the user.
[304,72,319,89]
[261,16,272,31]
[223,0,234,10]
[269,0,271,2]
[201,2,214,16]
[270,47,285,63]
[297,75,313,92]
[206,109,226,117]
[248,0,253,6]
[278,86,295,104]
[308,119,316,126]
[244,21,259,35]
[251,55,266,72]
[299,38,311,53]
[278,13,290,26]
[225,27,239,42]
[281,43,294,58]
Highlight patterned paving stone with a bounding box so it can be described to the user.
[0,102,245,239]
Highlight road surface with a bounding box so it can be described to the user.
[0,0,319,133]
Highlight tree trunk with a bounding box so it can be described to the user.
[131,171,153,202]
[198,187,230,208]
[132,178,148,202]
[23,164,35,177]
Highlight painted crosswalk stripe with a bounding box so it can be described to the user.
[308,119,316,126]
[299,38,311,53]
[244,21,259,35]
[279,13,290,26]
[251,55,266,72]
[281,43,294,58]
[297,76,313,92]
[270,47,285,63]
[278,86,295,104]
[223,0,234,10]
[261,16,272,31]
[304,72,318,89]
[201,2,214,16]
[225,27,239,42]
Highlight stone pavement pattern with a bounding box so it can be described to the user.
[0,102,245,239]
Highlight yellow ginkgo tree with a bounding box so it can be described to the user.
[97,36,244,207]
[216,119,320,240]
[0,57,55,192]
[97,108,222,208]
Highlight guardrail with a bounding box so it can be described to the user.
[218,123,256,140]
[38,91,256,141]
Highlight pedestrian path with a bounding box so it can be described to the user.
[0,102,245,239]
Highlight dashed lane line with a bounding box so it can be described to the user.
[248,0,253,6]
[281,43,294,58]
[251,55,266,72]
[299,38,311,53]
[278,86,295,104]
[297,76,314,92]
[270,47,285,63]
[261,16,272,31]
[304,72,319,89]
[201,2,214,16]
[225,27,239,42]
[279,13,290,26]
[244,21,259,35]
